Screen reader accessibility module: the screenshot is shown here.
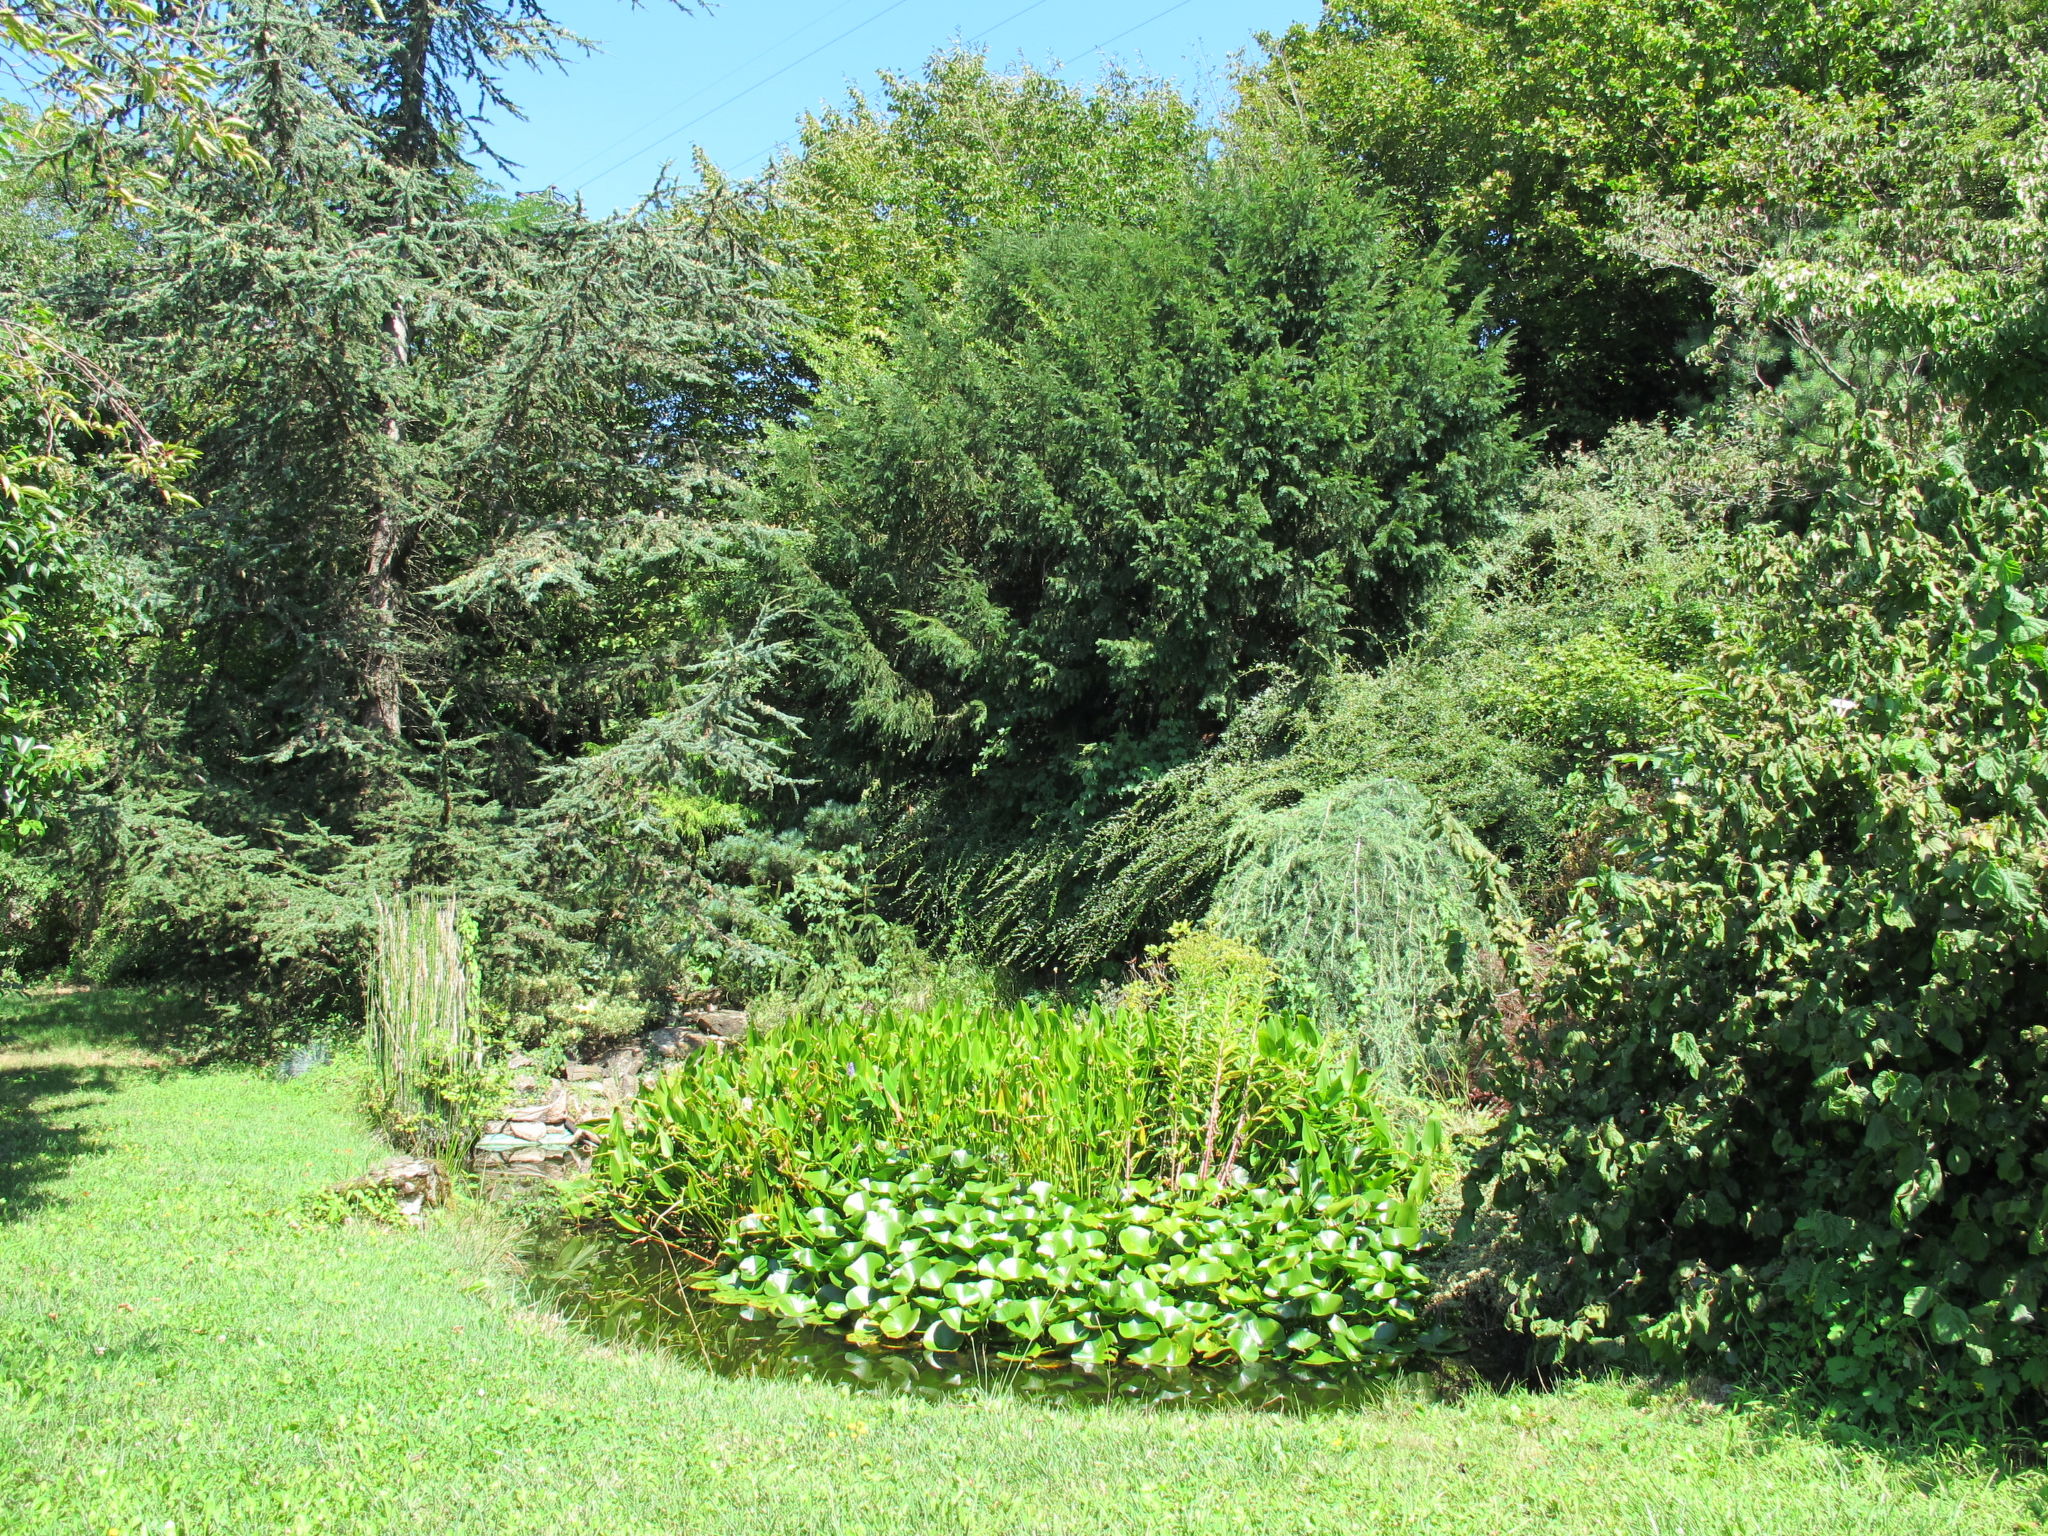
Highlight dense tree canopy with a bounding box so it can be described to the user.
[753,51,1207,377]
[1255,0,1949,443]
[776,151,1522,842]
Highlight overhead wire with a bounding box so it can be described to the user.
[720,0,1169,182]
[1048,0,1203,75]
[574,0,920,195]
[554,0,871,185]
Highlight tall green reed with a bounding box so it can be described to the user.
[365,891,484,1159]
[591,933,1426,1248]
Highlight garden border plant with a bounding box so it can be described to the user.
[585,931,1452,1369]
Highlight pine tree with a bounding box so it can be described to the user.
[18,0,805,1019]
[94,0,793,770]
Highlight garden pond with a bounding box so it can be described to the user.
[525,1228,1414,1413]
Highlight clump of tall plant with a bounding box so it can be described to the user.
[588,930,1432,1248]
[588,930,1446,1366]
[365,892,490,1159]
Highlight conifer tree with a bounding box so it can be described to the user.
[11,0,803,1016]
[96,0,791,772]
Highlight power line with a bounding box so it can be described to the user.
[719,0,1164,182]
[555,0,871,186]
[1049,0,1202,76]
[967,0,1059,47]
[576,0,920,194]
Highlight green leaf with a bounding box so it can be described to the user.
[876,1300,919,1339]
[1117,1224,1157,1256]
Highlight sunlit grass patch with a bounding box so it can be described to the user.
[0,990,2041,1536]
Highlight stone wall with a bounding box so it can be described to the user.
[469,1008,750,1184]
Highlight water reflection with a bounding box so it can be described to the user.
[526,1229,1404,1413]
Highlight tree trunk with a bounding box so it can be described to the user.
[362,305,410,737]
[359,0,437,739]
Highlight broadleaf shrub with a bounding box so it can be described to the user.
[1482,423,2048,1428]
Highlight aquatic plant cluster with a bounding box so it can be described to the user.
[589,934,1448,1367]
[707,1151,1440,1370]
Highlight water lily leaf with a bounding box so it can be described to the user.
[844,1252,882,1288]
[862,1210,904,1248]
[914,1259,960,1291]
[876,1300,919,1339]
[1229,1321,1268,1363]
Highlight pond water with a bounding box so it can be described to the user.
[525,1229,1409,1413]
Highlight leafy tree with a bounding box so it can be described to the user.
[1253,0,1936,443]
[0,192,194,848]
[1617,0,2048,456]
[752,49,1206,378]
[1,0,252,195]
[0,2,240,840]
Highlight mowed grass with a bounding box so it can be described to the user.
[0,992,2041,1536]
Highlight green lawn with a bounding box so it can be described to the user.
[1,990,2040,1535]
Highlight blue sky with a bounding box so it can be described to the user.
[483,1,1322,212]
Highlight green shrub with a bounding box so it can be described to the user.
[1204,778,1487,1089]
[784,141,1524,916]
[707,1148,1440,1369]
[1487,629,1692,763]
[1481,423,2048,1430]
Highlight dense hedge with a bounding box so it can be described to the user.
[1484,428,2048,1428]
